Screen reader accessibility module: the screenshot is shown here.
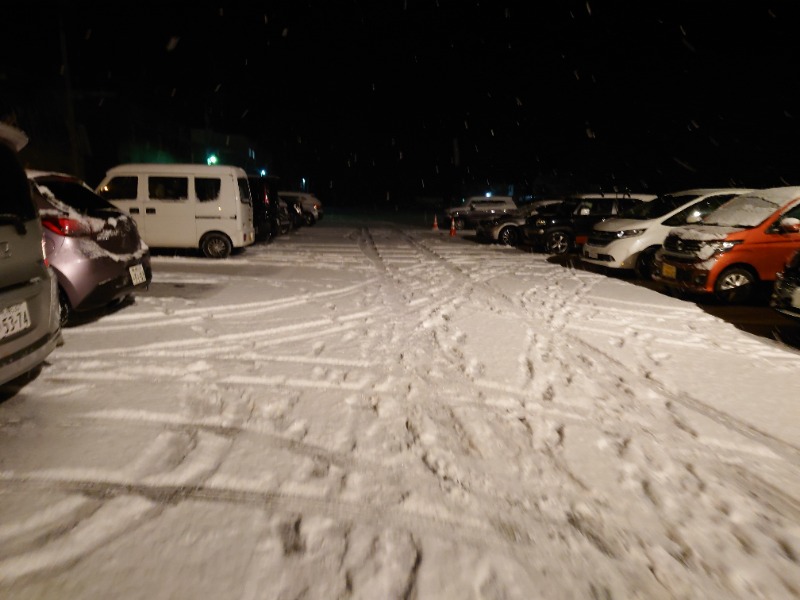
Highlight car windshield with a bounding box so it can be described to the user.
[548,198,580,216]
[618,193,699,219]
[33,176,119,214]
[701,193,783,227]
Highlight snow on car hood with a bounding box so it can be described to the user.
[667,225,745,240]
[699,187,800,228]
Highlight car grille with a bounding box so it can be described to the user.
[587,231,618,246]
[663,235,703,253]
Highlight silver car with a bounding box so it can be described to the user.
[0,125,61,387]
[28,170,152,325]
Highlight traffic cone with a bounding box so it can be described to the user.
[449,217,457,237]
[432,215,439,231]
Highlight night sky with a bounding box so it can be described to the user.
[3,1,800,205]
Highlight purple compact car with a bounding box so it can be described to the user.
[28,170,152,325]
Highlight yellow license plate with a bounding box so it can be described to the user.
[662,264,677,279]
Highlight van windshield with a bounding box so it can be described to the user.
[701,194,783,227]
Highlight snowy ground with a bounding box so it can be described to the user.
[1,213,799,599]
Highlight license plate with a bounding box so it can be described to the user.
[585,250,597,259]
[662,264,677,279]
[129,264,147,286]
[792,287,800,309]
[0,301,31,341]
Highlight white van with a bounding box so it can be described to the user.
[96,163,255,258]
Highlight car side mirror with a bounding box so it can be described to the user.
[780,217,800,233]
[685,213,702,224]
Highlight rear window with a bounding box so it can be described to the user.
[98,176,137,200]
[32,176,118,214]
[0,142,36,221]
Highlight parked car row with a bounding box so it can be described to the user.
[1,122,328,387]
[471,186,800,315]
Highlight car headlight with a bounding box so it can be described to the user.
[615,228,646,238]
[704,239,742,253]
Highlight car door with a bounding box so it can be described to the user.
[749,201,800,281]
[144,174,195,247]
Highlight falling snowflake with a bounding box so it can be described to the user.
[166,37,180,51]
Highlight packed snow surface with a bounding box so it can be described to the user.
[1,214,799,599]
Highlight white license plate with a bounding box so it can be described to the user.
[792,287,800,309]
[662,264,677,279]
[129,264,147,286]
[585,250,597,259]
[0,301,31,341]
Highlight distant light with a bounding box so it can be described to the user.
[485,192,492,197]
[260,169,267,176]
[207,154,218,165]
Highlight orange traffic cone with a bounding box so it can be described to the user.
[432,215,439,231]
[449,217,457,237]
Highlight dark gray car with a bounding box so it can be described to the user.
[0,125,61,387]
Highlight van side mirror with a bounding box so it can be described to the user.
[780,217,800,233]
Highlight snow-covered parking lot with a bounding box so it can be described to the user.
[1,213,799,599]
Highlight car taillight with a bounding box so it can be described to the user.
[41,217,92,237]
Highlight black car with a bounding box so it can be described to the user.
[771,248,800,322]
[248,175,291,241]
[520,193,655,255]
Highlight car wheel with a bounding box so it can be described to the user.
[545,231,572,255]
[201,233,233,259]
[634,248,657,279]
[58,289,71,327]
[303,212,316,226]
[454,218,466,230]
[714,267,756,304]
[498,226,518,246]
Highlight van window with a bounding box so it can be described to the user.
[149,176,188,201]
[196,178,221,202]
[98,176,137,200]
[238,178,252,204]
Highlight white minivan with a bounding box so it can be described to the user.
[96,163,255,258]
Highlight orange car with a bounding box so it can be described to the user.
[652,187,800,303]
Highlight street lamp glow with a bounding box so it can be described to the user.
[207,154,218,165]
